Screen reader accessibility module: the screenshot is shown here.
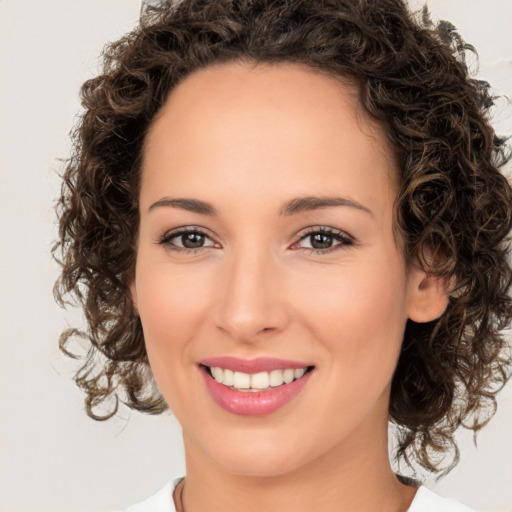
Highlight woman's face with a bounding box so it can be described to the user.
[132,61,442,476]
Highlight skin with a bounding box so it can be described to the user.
[131,61,449,512]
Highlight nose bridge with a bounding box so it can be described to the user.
[215,239,288,342]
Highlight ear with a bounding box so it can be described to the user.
[406,265,452,323]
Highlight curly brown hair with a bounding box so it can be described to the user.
[54,0,512,477]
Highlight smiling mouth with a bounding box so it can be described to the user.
[201,365,315,392]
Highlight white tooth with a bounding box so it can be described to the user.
[251,371,270,389]
[283,369,294,384]
[294,368,306,379]
[223,368,234,386]
[212,367,223,383]
[269,369,284,387]
[233,371,251,389]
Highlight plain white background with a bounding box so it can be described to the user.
[0,1,511,511]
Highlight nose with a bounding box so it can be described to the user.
[214,245,290,343]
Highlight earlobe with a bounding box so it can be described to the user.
[407,267,451,323]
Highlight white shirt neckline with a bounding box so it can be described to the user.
[122,477,476,511]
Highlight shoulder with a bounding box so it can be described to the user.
[408,486,477,512]
[120,478,182,512]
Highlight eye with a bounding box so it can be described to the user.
[292,227,354,254]
[158,228,218,253]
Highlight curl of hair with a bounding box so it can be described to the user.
[54,0,512,475]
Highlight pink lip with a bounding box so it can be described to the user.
[199,356,312,373]
[199,361,314,416]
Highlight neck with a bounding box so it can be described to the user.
[180,416,417,512]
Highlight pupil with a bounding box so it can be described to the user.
[311,233,332,249]
[182,233,204,248]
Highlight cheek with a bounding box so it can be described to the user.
[292,256,409,437]
[135,255,208,332]
[133,258,217,415]
[296,254,408,370]
[133,256,214,378]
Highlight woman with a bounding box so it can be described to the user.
[54,0,512,510]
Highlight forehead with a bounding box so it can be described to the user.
[141,61,398,214]
[145,60,395,159]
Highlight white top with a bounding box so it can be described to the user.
[121,477,477,511]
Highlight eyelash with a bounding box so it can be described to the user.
[157,226,354,255]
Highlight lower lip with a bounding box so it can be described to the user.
[201,367,313,416]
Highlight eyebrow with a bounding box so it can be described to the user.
[148,195,372,216]
[148,198,218,215]
[279,196,372,217]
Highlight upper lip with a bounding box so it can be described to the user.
[199,356,313,373]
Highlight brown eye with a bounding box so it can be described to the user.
[309,233,334,249]
[159,228,218,252]
[294,227,354,254]
[180,232,206,248]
